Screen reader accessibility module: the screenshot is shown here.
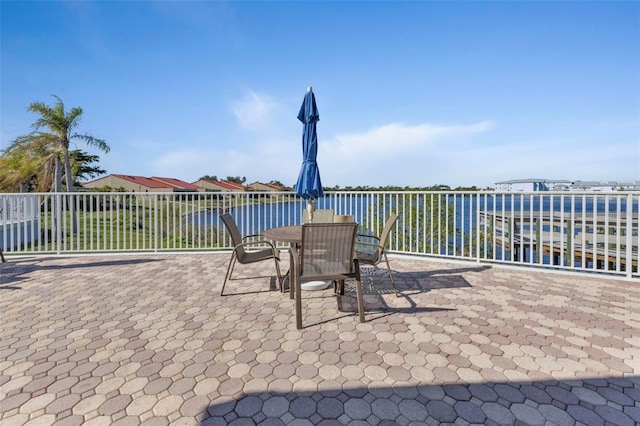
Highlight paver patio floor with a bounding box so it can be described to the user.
[1,253,639,425]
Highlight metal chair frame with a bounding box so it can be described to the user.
[220,213,282,296]
[301,208,335,224]
[291,222,365,329]
[355,213,399,297]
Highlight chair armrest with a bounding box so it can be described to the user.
[355,240,383,259]
[290,245,300,271]
[355,241,383,250]
[233,239,280,259]
[357,233,380,242]
[353,258,360,269]
[241,233,264,242]
[235,239,272,248]
[357,234,380,252]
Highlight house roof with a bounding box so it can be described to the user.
[150,177,201,190]
[198,179,245,190]
[110,174,172,188]
[249,181,285,191]
[220,180,246,190]
[85,174,253,191]
[85,174,201,190]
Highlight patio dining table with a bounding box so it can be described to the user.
[263,225,302,299]
[263,225,302,246]
[265,221,359,297]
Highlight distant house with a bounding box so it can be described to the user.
[220,180,246,191]
[149,177,201,192]
[192,178,246,193]
[82,174,199,192]
[247,181,287,192]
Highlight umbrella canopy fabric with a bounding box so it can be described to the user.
[295,87,323,201]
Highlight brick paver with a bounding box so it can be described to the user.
[1,253,638,424]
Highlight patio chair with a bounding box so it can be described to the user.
[290,222,365,329]
[355,213,399,297]
[220,213,282,296]
[333,215,354,223]
[301,209,334,224]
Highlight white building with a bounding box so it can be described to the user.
[494,179,570,192]
[495,179,640,192]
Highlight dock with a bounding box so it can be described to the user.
[479,211,639,271]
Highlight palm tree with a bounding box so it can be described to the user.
[69,150,107,186]
[1,144,108,193]
[27,95,110,192]
[25,95,109,235]
[0,132,59,192]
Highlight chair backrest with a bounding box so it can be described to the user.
[375,213,398,260]
[302,209,335,224]
[333,215,354,223]
[221,213,247,258]
[300,223,358,277]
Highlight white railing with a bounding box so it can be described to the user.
[1,191,638,279]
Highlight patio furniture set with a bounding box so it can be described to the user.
[219,211,398,329]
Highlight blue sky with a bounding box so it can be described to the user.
[2,1,639,188]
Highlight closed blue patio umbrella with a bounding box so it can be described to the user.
[296,86,331,291]
[295,86,323,223]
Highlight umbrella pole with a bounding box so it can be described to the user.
[307,200,315,223]
[301,197,332,291]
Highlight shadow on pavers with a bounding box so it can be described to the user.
[200,376,640,425]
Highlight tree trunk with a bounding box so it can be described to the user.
[54,156,63,193]
[63,149,74,192]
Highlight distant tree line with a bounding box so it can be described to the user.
[199,175,247,184]
[323,184,486,192]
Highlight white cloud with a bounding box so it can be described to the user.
[319,121,496,187]
[325,120,495,159]
[149,138,301,184]
[478,138,639,183]
[142,119,498,187]
[429,136,640,187]
[231,91,282,134]
[112,113,638,189]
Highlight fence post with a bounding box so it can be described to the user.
[475,193,481,263]
[0,196,6,257]
[154,193,159,252]
[566,221,572,267]
[507,217,514,261]
[535,217,541,264]
[626,193,633,279]
[56,192,62,255]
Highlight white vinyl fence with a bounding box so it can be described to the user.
[1,191,637,279]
